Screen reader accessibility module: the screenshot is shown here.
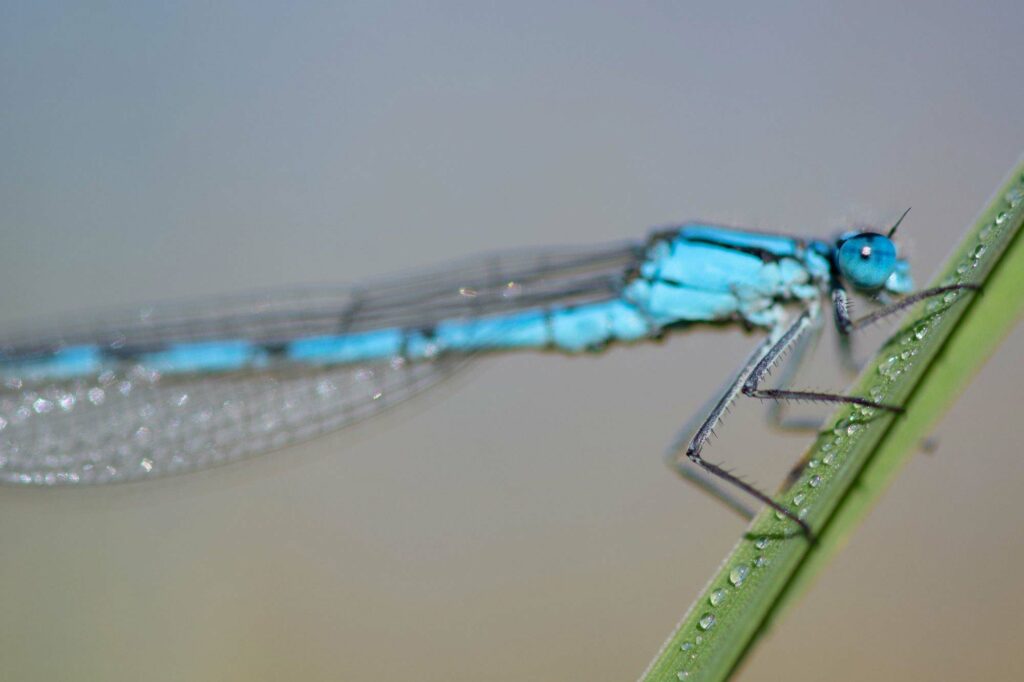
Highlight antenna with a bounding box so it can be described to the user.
[887,206,912,238]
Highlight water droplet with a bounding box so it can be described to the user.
[878,356,899,378]
[709,589,727,607]
[807,459,819,468]
[913,323,929,340]
[1005,187,1024,208]
[755,537,770,550]
[133,427,153,445]
[956,263,969,275]
[995,211,1008,225]
[698,613,716,631]
[793,492,806,506]
[978,223,994,241]
[755,556,769,568]
[822,452,835,466]
[729,564,750,587]
[140,458,154,472]
[695,635,703,645]
[677,671,689,680]
[943,291,958,304]
[821,441,833,452]
[809,475,822,488]
[846,423,862,436]
[972,243,987,260]
[680,641,694,652]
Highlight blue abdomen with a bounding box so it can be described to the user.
[0,226,825,380]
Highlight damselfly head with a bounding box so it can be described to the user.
[834,208,914,294]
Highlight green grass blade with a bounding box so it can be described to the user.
[641,158,1024,682]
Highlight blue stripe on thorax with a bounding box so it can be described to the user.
[676,224,803,258]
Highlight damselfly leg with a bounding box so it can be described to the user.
[668,282,980,536]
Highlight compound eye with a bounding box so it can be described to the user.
[837,233,897,290]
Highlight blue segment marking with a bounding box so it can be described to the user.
[429,310,549,353]
[139,341,266,373]
[550,300,650,351]
[2,346,102,379]
[287,330,403,364]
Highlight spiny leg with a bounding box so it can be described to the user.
[665,368,764,522]
[740,301,904,413]
[764,306,827,432]
[769,284,979,486]
[667,317,814,535]
[851,284,980,331]
[671,465,757,521]
[832,283,978,373]
[670,298,919,536]
[756,309,829,489]
[737,303,908,529]
[688,285,982,525]
[833,284,980,334]
[830,286,859,371]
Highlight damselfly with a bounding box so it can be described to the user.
[0,211,973,533]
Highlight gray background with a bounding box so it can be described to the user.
[2,2,1022,680]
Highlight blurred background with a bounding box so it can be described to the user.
[1,2,1022,680]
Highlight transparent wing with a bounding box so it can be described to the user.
[0,357,465,485]
[0,240,643,356]
[0,239,644,485]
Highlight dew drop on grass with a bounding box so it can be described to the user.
[729,564,750,587]
[878,355,899,378]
